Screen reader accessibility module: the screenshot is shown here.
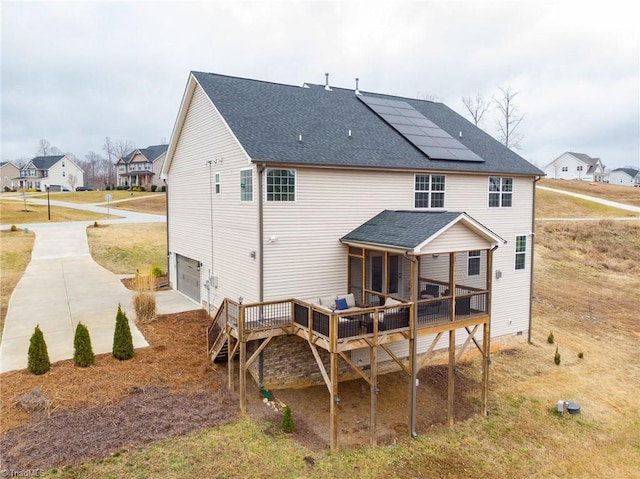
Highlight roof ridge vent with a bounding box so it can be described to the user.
[355,77,361,95]
[324,73,332,91]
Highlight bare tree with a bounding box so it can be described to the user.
[36,139,51,156]
[462,93,491,127]
[493,85,524,149]
[103,137,135,188]
[67,173,79,191]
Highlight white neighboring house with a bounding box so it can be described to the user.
[544,152,606,181]
[608,168,640,187]
[18,155,85,191]
[0,162,20,191]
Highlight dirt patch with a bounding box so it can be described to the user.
[1,307,485,468]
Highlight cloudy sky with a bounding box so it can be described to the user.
[2,0,638,170]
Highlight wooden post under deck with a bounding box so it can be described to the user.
[239,340,247,414]
[330,351,339,451]
[370,330,378,446]
[448,328,456,427]
[227,334,235,391]
[482,247,494,415]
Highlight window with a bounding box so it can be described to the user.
[577,165,583,171]
[62,161,65,167]
[561,166,568,172]
[266,169,295,201]
[515,235,527,270]
[414,174,445,208]
[489,177,513,207]
[215,172,221,194]
[240,169,253,201]
[468,250,481,276]
[118,166,125,172]
[62,171,66,177]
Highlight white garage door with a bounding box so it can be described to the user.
[176,254,200,302]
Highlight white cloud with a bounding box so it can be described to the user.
[1,0,638,169]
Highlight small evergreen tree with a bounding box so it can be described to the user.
[547,332,554,344]
[282,405,295,433]
[73,322,95,367]
[112,304,134,360]
[554,346,561,365]
[28,325,51,375]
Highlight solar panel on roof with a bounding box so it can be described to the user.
[358,95,484,162]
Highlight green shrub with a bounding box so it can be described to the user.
[161,185,166,192]
[10,224,17,232]
[282,405,295,433]
[93,221,99,228]
[28,325,51,375]
[4,186,10,192]
[151,184,158,192]
[547,332,554,344]
[554,346,561,365]
[578,352,584,359]
[73,322,95,367]
[112,304,134,360]
[151,264,163,278]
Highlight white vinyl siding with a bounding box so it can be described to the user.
[165,84,259,308]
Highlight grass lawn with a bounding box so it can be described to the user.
[0,199,116,225]
[25,190,164,204]
[0,229,35,339]
[539,178,640,207]
[535,188,637,218]
[108,194,166,215]
[86,223,167,275]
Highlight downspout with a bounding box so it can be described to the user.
[529,176,542,344]
[164,178,170,286]
[258,164,266,387]
[404,250,419,438]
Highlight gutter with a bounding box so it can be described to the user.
[258,164,266,387]
[164,178,170,286]
[529,176,542,344]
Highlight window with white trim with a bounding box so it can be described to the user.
[515,235,527,270]
[266,169,295,201]
[240,169,253,201]
[577,165,583,171]
[215,172,221,194]
[468,250,481,276]
[561,166,568,172]
[489,177,513,207]
[414,174,445,208]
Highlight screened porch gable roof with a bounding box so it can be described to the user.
[340,210,505,254]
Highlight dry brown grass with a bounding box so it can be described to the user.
[0,229,35,338]
[86,223,167,274]
[132,267,157,323]
[540,178,640,207]
[0,199,115,225]
[535,188,636,218]
[109,194,166,215]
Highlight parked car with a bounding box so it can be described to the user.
[75,186,93,191]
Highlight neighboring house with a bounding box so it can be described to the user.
[161,72,544,449]
[608,167,640,187]
[544,152,606,181]
[0,162,20,191]
[18,155,84,191]
[116,144,168,190]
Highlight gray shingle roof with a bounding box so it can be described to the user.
[192,71,542,176]
[611,167,639,177]
[122,144,168,164]
[341,210,467,249]
[567,152,600,165]
[30,156,65,170]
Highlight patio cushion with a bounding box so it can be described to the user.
[319,295,336,309]
[335,297,349,310]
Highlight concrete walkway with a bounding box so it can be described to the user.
[537,186,640,214]
[0,202,198,373]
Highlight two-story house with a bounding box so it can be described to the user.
[161,72,544,449]
[544,151,606,181]
[116,144,168,190]
[18,155,84,191]
[0,162,20,191]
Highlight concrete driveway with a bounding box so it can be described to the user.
[0,215,198,373]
